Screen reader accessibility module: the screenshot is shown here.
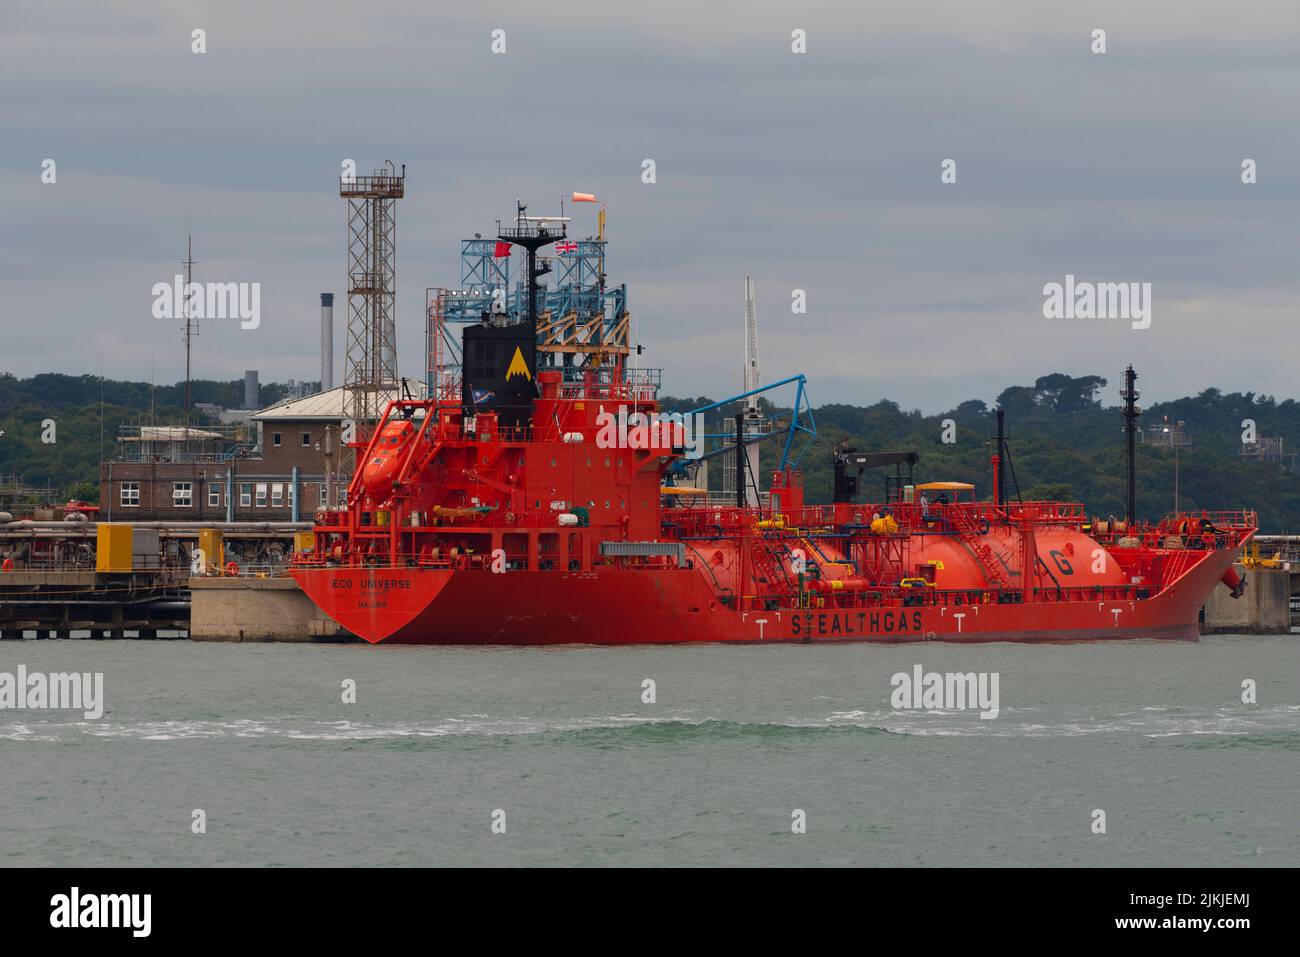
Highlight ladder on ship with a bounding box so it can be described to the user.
[751,539,795,593]
[1159,547,1199,586]
[948,509,1013,588]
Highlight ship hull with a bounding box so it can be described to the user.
[290,543,1240,646]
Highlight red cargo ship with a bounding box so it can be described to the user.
[290,205,1255,645]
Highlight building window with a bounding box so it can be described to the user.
[120,482,140,508]
[318,483,328,505]
[240,483,252,507]
[272,432,282,447]
[256,483,268,508]
[173,482,193,507]
[271,484,284,508]
[208,485,221,508]
[301,432,311,447]
[337,488,347,508]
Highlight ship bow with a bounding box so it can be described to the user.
[290,566,448,643]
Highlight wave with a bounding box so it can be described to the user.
[2,709,1296,744]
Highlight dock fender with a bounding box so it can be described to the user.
[1221,565,1247,599]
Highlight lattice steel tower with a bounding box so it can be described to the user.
[340,161,405,439]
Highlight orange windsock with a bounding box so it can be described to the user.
[572,192,597,203]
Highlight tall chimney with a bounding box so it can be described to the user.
[244,370,260,410]
[320,293,334,391]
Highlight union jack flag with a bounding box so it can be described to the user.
[555,241,577,255]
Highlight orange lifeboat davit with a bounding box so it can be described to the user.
[360,418,419,502]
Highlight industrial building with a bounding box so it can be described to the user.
[94,386,418,522]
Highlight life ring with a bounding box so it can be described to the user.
[225,561,239,577]
[0,558,12,572]
[505,512,516,525]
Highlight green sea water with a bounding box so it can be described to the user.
[0,636,1295,867]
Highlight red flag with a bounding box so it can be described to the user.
[493,241,511,258]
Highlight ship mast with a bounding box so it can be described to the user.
[1121,365,1141,525]
[741,276,761,507]
[497,201,566,333]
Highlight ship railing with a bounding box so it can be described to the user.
[0,556,99,573]
[293,548,697,574]
[195,562,293,579]
[1005,501,1088,521]
[805,500,1090,534]
[451,422,534,443]
[914,501,1086,523]
[484,425,533,443]
[559,384,659,403]
[557,366,660,402]
[1098,526,1247,551]
[1156,509,1259,532]
[1090,511,1261,551]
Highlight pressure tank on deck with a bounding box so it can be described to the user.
[909,527,1126,590]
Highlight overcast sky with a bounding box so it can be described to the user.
[3,0,1299,413]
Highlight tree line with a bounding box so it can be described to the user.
[660,373,1300,531]
[2,370,1297,530]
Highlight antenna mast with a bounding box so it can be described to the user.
[741,276,762,507]
[182,234,197,431]
[496,199,565,331]
[744,275,760,407]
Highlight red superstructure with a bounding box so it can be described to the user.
[290,363,1255,645]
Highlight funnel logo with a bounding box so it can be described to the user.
[505,346,532,382]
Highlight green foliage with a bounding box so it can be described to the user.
[3,371,1297,529]
[665,372,1300,530]
[1024,482,1076,502]
[0,372,306,503]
